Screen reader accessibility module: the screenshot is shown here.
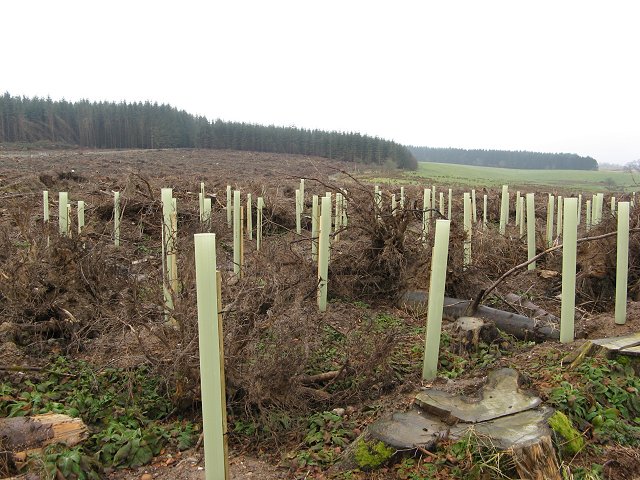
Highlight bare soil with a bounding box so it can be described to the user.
[108,451,287,480]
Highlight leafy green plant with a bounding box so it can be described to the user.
[94,422,157,468]
[562,463,604,480]
[395,457,439,480]
[233,419,258,436]
[1,357,197,474]
[29,444,102,480]
[372,313,402,331]
[295,411,355,467]
[548,357,640,445]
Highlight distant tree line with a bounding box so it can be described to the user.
[0,93,417,170]
[409,146,598,170]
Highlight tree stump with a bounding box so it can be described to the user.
[512,435,561,480]
[339,369,562,480]
[452,316,501,354]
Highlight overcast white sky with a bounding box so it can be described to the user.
[3,1,639,164]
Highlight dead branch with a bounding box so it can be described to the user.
[294,370,342,385]
[468,227,640,315]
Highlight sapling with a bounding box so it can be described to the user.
[317,195,332,312]
[463,192,471,268]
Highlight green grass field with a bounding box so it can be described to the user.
[369,162,639,193]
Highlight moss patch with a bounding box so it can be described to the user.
[354,439,395,470]
[548,411,585,456]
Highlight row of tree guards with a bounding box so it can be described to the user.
[42,183,636,332]
[42,182,635,479]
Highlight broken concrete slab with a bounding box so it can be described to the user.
[415,368,541,424]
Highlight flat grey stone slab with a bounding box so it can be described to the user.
[415,368,540,423]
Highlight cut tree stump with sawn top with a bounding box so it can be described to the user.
[334,368,561,480]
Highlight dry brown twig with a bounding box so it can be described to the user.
[469,227,640,315]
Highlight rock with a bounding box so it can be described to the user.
[141,474,153,480]
[415,368,541,423]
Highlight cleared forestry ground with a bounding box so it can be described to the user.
[0,148,639,480]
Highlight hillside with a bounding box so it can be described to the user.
[0,93,417,170]
[409,146,598,170]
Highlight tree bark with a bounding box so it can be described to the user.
[0,413,88,454]
[511,435,561,480]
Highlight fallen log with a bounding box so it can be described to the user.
[469,228,640,314]
[0,413,88,455]
[503,293,560,325]
[400,291,567,341]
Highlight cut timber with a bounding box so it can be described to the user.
[566,333,640,371]
[362,406,559,479]
[0,413,88,454]
[591,332,640,352]
[453,317,500,353]
[415,369,541,424]
[400,291,562,341]
[367,408,464,449]
[503,293,560,325]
